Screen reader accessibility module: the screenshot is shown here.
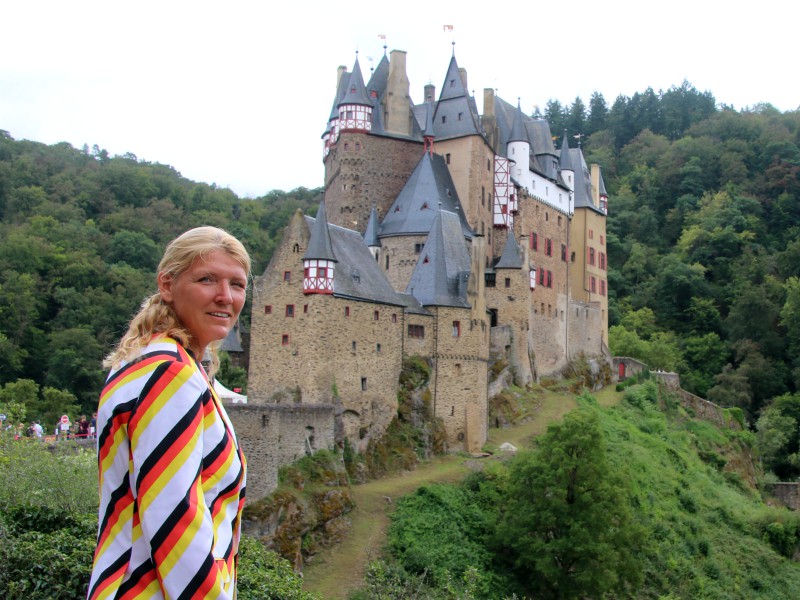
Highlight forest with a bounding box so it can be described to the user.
[0,84,799,474]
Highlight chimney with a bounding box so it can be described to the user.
[458,68,468,91]
[386,50,411,135]
[336,65,348,89]
[424,83,436,102]
[483,88,497,150]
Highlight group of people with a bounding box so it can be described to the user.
[4,414,97,441]
[87,226,251,599]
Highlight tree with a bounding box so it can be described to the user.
[496,408,645,599]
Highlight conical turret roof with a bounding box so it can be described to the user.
[303,201,337,262]
[559,131,574,171]
[509,101,528,143]
[338,56,371,107]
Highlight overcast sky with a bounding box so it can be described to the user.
[2,1,796,198]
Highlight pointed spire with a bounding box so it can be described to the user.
[303,201,337,262]
[509,99,528,143]
[438,54,467,101]
[339,55,371,107]
[559,131,574,171]
[363,205,381,248]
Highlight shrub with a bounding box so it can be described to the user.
[237,536,319,600]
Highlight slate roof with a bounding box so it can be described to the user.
[405,210,471,308]
[304,214,417,307]
[495,231,524,269]
[569,148,603,214]
[363,206,381,247]
[219,323,243,353]
[559,133,574,171]
[431,55,483,140]
[338,57,371,107]
[493,95,559,178]
[303,202,337,262]
[379,152,474,239]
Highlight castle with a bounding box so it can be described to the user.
[238,47,610,497]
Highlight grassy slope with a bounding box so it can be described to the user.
[301,388,588,598]
[303,384,800,599]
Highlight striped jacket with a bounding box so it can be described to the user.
[88,337,246,600]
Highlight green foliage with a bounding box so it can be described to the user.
[0,436,98,513]
[387,483,510,597]
[0,134,320,410]
[496,408,646,599]
[237,536,319,600]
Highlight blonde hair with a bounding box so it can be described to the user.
[104,226,251,377]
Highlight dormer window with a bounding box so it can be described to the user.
[450,79,455,87]
[442,115,447,124]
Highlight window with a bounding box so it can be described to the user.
[303,304,308,314]
[441,115,447,124]
[545,238,553,256]
[352,341,356,351]
[591,276,597,293]
[385,255,390,269]
[487,158,491,171]
[485,272,496,287]
[600,252,606,270]
[361,377,367,391]
[281,334,289,346]
[318,266,327,279]
[392,313,397,323]
[374,310,379,321]
[589,229,594,239]
[505,277,511,288]
[265,305,272,314]
[531,232,538,251]
[589,247,596,266]
[376,343,381,353]
[283,271,291,282]
[408,324,425,338]
[547,270,553,288]
[458,112,463,121]
[558,216,562,226]
[414,243,424,253]
[600,279,606,296]
[344,306,350,317]
[545,212,549,221]
[561,244,567,261]
[452,321,460,337]
[292,243,300,253]
[285,304,294,317]
[600,235,605,245]
[446,153,451,164]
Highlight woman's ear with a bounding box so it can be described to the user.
[157,272,174,303]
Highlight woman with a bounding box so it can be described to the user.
[88,227,250,600]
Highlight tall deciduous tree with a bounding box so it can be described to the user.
[497,407,645,599]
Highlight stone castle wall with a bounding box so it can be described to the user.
[428,305,490,452]
[227,403,336,499]
[324,132,421,233]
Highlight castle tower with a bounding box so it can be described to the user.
[303,202,337,294]
[559,131,575,193]
[337,56,372,133]
[507,101,531,191]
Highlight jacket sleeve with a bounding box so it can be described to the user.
[129,359,232,599]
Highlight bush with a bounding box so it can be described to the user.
[237,536,319,600]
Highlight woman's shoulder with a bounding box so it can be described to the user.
[106,337,202,387]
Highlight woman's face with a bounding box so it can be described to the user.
[158,250,247,357]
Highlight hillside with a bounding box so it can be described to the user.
[329,382,800,599]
